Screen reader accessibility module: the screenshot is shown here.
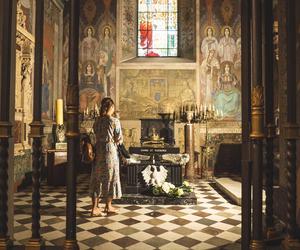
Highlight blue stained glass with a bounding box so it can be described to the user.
[138,0,178,57]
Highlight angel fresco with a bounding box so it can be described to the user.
[218,27,237,63]
[80,26,98,62]
[201,26,219,61]
[200,49,220,104]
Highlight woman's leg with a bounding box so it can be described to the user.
[105,196,118,213]
[91,196,102,216]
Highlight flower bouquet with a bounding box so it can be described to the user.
[151,180,193,198]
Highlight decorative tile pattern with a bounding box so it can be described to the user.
[14,174,242,249]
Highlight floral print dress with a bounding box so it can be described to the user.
[89,116,123,199]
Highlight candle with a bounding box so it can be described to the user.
[208,104,212,111]
[56,99,64,125]
[200,104,203,112]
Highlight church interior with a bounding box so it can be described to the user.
[0,0,300,249]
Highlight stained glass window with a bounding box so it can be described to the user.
[138,0,178,57]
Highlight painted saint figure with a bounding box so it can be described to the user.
[214,62,240,118]
[79,62,103,112]
[201,27,218,61]
[99,26,115,97]
[218,27,236,63]
[200,49,220,104]
[80,26,98,62]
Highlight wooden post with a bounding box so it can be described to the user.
[184,123,194,180]
[26,0,45,248]
[262,0,277,240]
[250,0,265,249]
[0,0,15,249]
[241,0,252,248]
[282,0,300,249]
[64,0,80,249]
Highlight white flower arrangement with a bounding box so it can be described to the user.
[152,181,192,198]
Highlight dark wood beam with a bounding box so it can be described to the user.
[241,0,252,248]
[64,0,80,249]
[250,0,265,249]
[262,0,276,239]
[282,0,300,248]
[26,0,45,248]
[0,0,15,248]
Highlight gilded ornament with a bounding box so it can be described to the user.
[251,85,264,107]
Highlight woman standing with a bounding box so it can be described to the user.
[89,97,123,216]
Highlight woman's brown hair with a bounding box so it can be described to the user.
[100,97,114,117]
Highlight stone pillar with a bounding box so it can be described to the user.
[184,123,194,180]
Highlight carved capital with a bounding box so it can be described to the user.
[0,122,12,138]
[250,86,265,139]
[251,85,264,107]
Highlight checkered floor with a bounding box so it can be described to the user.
[13,174,241,249]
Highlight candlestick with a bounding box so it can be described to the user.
[56,99,64,125]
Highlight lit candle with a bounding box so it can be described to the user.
[208,104,212,111]
[56,99,64,125]
[200,104,203,112]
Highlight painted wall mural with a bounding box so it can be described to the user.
[62,4,69,106]
[119,69,196,120]
[179,0,196,59]
[79,0,117,112]
[42,0,60,120]
[120,0,137,61]
[200,0,241,120]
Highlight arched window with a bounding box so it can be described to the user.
[138,0,178,57]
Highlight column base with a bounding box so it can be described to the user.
[25,238,45,250]
[0,237,12,250]
[64,240,79,250]
[250,240,265,250]
[282,237,300,250]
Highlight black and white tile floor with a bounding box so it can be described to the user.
[13,174,241,249]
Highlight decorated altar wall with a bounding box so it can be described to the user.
[73,0,242,166]
[116,0,242,151]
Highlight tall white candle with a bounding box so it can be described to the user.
[56,99,64,125]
